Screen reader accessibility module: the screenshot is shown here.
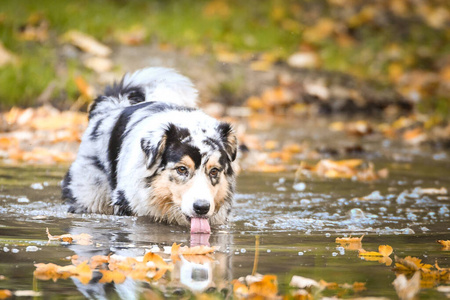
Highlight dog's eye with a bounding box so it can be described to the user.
[176,166,189,176]
[209,168,220,178]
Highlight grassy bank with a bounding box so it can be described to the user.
[0,0,449,114]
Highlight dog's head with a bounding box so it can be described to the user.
[140,120,237,232]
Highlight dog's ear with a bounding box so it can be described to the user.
[218,122,238,162]
[140,133,167,170]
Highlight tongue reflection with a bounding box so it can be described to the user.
[190,217,211,234]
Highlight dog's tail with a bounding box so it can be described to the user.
[88,67,198,119]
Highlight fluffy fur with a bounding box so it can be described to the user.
[62,67,238,226]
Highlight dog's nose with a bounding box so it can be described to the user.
[193,200,210,215]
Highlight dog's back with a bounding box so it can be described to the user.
[88,68,198,120]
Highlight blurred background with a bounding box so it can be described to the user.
[0,0,449,115]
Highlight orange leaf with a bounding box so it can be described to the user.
[179,245,219,255]
[34,263,61,281]
[73,261,93,285]
[89,255,110,269]
[358,249,383,257]
[437,240,450,248]
[0,289,12,299]
[232,279,249,298]
[335,235,365,243]
[99,270,126,284]
[378,245,393,257]
[46,228,73,243]
[143,252,170,270]
[248,275,278,297]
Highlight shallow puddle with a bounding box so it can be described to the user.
[0,117,449,299]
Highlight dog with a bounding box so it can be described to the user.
[62,68,238,233]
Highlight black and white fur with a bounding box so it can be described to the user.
[62,68,237,226]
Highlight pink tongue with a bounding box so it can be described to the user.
[190,218,211,234]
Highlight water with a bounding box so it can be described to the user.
[0,117,449,299]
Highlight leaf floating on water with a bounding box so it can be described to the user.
[335,234,365,243]
[99,270,126,284]
[393,272,421,300]
[290,275,320,289]
[248,274,278,298]
[143,252,172,270]
[296,159,388,181]
[379,245,394,257]
[46,228,92,245]
[171,242,218,256]
[0,289,12,299]
[394,256,433,273]
[359,244,393,265]
[437,240,450,249]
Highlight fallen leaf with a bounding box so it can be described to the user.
[89,255,110,269]
[142,252,171,270]
[83,56,113,73]
[46,228,92,245]
[61,30,112,57]
[171,243,218,256]
[232,279,249,298]
[13,290,42,297]
[0,43,18,67]
[290,275,320,289]
[416,187,447,195]
[392,272,421,300]
[46,228,73,243]
[395,256,433,273]
[437,240,450,249]
[0,290,12,299]
[378,245,393,257]
[72,261,93,285]
[287,51,320,69]
[335,235,365,243]
[99,270,126,284]
[248,274,278,297]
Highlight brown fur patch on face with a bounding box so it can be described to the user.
[206,151,231,212]
[179,155,195,171]
[213,175,230,212]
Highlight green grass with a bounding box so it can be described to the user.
[0,0,449,114]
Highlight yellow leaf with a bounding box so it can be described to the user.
[0,289,12,299]
[437,240,450,249]
[73,261,93,285]
[358,250,383,257]
[232,280,249,298]
[89,255,110,269]
[142,252,171,270]
[46,228,73,243]
[378,245,393,257]
[99,270,126,284]
[335,235,365,243]
[248,275,278,297]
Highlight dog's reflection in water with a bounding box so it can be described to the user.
[68,224,232,299]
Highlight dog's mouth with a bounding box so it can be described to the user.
[187,216,211,234]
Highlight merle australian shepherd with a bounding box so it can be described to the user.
[62,68,238,233]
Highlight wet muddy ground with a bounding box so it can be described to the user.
[0,116,449,299]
